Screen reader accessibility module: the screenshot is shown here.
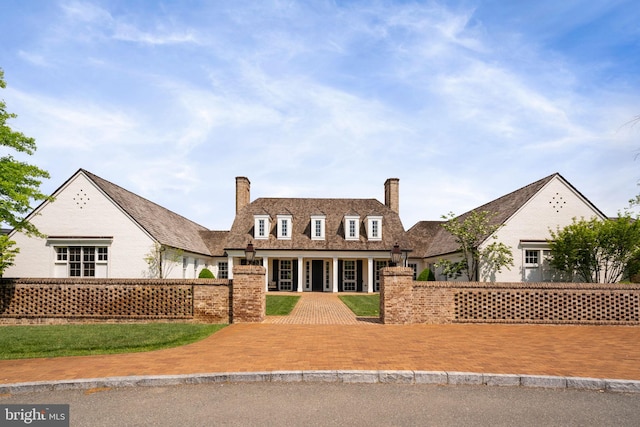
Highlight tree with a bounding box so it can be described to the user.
[436,211,514,281]
[548,214,640,283]
[0,68,51,275]
[144,242,184,278]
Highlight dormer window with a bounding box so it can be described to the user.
[277,214,292,240]
[344,215,360,241]
[366,216,383,241]
[254,214,270,240]
[311,214,326,240]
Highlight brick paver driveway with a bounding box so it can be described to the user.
[1,293,640,385]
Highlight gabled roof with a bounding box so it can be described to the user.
[417,173,604,258]
[81,170,213,256]
[226,197,408,251]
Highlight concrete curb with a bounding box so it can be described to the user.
[2,371,639,395]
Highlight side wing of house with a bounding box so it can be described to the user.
[484,175,607,282]
[5,171,156,278]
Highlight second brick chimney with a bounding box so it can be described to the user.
[384,178,399,214]
[236,176,251,213]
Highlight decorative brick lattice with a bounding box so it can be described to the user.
[0,280,193,319]
[454,290,640,324]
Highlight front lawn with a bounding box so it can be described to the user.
[338,294,380,316]
[266,295,300,315]
[0,323,225,360]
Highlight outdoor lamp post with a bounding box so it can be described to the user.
[390,242,402,266]
[245,242,256,265]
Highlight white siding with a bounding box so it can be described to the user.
[6,173,155,278]
[484,176,607,282]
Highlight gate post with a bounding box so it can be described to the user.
[380,266,414,324]
[232,265,266,323]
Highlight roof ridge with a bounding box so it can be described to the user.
[81,169,209,231]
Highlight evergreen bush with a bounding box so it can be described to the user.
[416,268,435,281]
[198,268,215,279]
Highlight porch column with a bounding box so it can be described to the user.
[262,255,269,291]
[297,256,304,292]
[367,257,374,293]
[227,254,234,279]
[332,257,339,293]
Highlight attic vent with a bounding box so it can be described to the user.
[549,193,567,213]
[74,189,90,209]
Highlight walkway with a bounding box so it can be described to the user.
[263,292,379,325]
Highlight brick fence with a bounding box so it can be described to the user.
[0,266,266,325]
[381,267,640,325]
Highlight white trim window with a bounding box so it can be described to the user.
[366,216,383,241]
[525,250,539,267]
[277,214,292,240]
[374,260,388,292]
[55,246,108,277]
[218,261,229,279]
[343,260,357,291]
[344,215,360,241]
[311,214,326,240]
[279,259,293,290]
[254,215,271,240]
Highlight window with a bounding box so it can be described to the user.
[63,246,101,277]
[218,262,228,279]
[97,247,108,261]
[374,260,388,292]
[279,260,293,290]
[50,239,111,278]
[366,216,383,241]
[344,215,360,241]
[277,215,292,240]
[408,263,418,280]
[56,247,68,261]
[343,260,357,291]
[311,214,326,240]
[254,215,270,239]
[525,250,539,266]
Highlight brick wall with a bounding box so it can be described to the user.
[0,278,231,325]
[381,268,640,325]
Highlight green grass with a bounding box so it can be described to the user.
[266,295,300,315]
[0,323,226,360]
[339,294,380,317]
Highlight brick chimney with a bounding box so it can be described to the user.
[236,176,251,213]
[384,178,399,214]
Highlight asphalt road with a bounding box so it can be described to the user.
[2,383,640,426]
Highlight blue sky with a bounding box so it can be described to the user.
[1,0,639,230]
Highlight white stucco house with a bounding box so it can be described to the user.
[5,169,611,286]
[405,173,608,282]
[4,169,220,279]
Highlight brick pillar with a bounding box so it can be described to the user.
[232,265,266,323]
[381,266,413,324]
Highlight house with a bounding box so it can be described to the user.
[5,169,218,279]
[5,169,610,287]
[406,173,608,282]
[220,177,409,292]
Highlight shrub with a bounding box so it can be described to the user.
[417,268,435,281]
[198,268,215,279]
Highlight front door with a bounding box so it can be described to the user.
[312,260,324,292]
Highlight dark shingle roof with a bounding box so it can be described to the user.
[226,198,408,252]
[82,170,212,256]
[418,173,561,258]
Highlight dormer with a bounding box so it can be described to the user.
[254,214,270,240]
[310,214,326,240]
[277,214,293,240]
[366,215,383,241]
[344,214,360,241]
